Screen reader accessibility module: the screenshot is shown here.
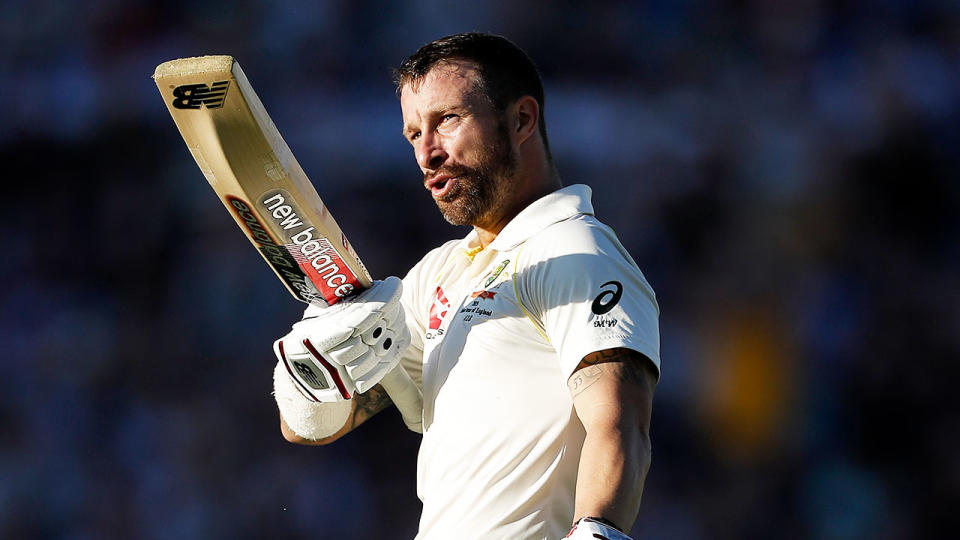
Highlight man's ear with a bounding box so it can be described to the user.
[511,96,540,146]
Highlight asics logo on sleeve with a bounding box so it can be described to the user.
[591,281,623,315]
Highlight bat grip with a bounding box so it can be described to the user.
[379,364,423,433]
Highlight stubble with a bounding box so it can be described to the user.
[432,120,517,227]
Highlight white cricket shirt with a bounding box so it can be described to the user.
[398,184,660,540]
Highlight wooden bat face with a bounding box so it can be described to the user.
[154,56,371,306]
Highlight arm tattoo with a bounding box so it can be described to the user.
[567,365,603,397]
[567,348,654,397]
[349,384,393,428]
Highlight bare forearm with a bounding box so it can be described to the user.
[574,424,651,531]
[568,348,658,533]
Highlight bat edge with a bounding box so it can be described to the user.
[153,55,236,79]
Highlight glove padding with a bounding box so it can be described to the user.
[564,517,633,540]
[273,276,410,402]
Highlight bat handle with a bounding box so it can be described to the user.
[379,365,423,433]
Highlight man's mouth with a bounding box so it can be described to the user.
[426,174,458,199]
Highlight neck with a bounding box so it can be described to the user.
[473,163,561,248]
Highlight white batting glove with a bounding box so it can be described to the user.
[273,276,410,403]
[564,517,633,540]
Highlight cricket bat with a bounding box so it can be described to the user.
[153,55,422,431]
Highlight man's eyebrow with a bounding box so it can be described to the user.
[401,104,464,137]
[402,121,426,138]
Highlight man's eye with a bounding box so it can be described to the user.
[410,131,421,141]
[440,114,457,123]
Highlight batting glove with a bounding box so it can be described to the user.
[273,276,410,402]
[564,517,633,540]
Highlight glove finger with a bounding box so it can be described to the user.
[335,277,403,336]
[355,362,391,394]
[354,329,406,393]
[380,300,402,328]
[326,335,368,366]
[358,275,402,306]
[345,348,379,381]
[371,327,399,357]
[338,306,384,338]
[302,302,327,319]
[290,318,355,352]
[360,320,389,347]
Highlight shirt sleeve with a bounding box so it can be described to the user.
[516,216,660,379]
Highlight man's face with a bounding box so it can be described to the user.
[400,61,516,227]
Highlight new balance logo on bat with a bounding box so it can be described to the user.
[171,81,230,109]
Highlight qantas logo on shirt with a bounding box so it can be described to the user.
[428,287,450,330]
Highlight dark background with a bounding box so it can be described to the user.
[2,1,958,538]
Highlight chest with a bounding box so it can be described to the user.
[417,250,563,426]
[422,252,538,356]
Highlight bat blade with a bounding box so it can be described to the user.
[154,56,422,432]
[154,55,370,307]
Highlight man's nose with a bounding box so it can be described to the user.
[416,135,448,171]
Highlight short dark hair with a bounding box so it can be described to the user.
[394,32,551,157]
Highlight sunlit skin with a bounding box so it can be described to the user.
[400,60,560,247]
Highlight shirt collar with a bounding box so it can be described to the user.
[486,184,594,252]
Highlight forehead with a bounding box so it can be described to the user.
[400,61,486,117]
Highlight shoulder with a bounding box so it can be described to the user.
[514,213,657,315]
[520,214,636,268]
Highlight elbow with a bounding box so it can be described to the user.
[281,429,311,445]
[628,428,653,509]
[624,428,652,510]
[638,430,652,477]
[280,420,310,444]
[622,409,653,478]
[630,416,652,466]
[279,415,338,446]
[614,421,652,488]
[281,428,336,446]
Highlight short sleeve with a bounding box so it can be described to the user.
[516,216,660,379]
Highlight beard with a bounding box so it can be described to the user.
[429,123,517,227]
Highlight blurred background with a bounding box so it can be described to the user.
[2,0,958,538]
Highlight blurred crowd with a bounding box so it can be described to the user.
[2,1,958,538]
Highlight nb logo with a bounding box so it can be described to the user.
[293,360,329,390]
[171,81,230,109]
